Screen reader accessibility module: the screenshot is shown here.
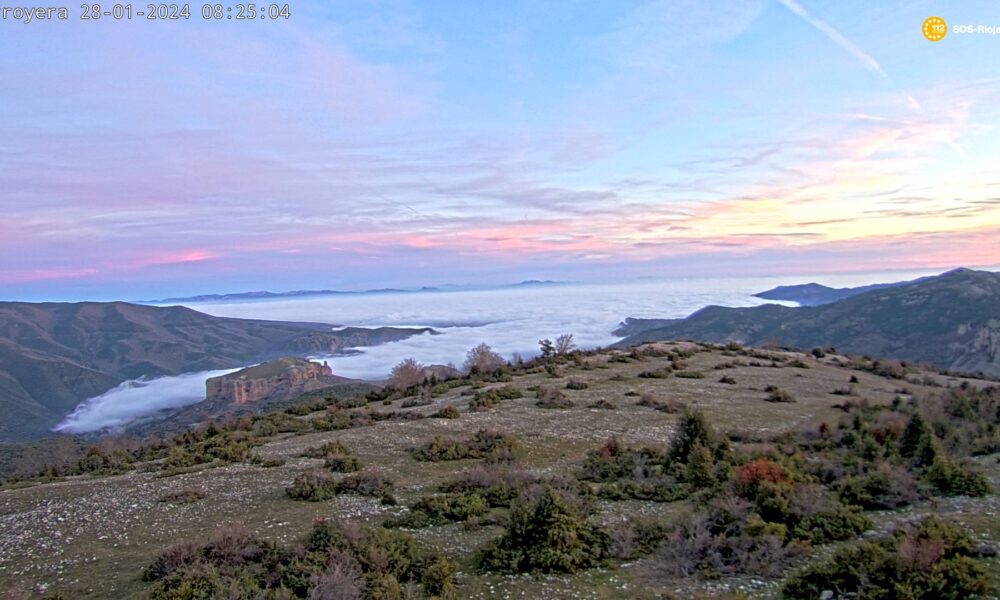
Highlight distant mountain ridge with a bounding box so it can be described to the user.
[0,301,432,441]
[140,280,564,304]
[753,281,895,306]
[752,270,953,306]
[615,268,1000,377]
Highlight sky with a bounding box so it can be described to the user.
[2,0,1000,300]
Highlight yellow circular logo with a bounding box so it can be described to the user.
[922,16,947,41]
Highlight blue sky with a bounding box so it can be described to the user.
[2,0,999,300]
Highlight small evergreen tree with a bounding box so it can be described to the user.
[899,413,938,467]
[669,408,716,464]
[478,487,609,574]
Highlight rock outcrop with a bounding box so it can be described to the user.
[0,300,433,441]
[205,357,341,405]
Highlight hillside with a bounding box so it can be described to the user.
[616,268,1000,377]
[0,342,997,598]
[752,281,893,306]
[750,270,958,306]
[0,301,432,441]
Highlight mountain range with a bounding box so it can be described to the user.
[0,301,431,441]
[616,268,1000,377]
[750,270,953,306]
[752,281,897,306]
[140,280,563,304]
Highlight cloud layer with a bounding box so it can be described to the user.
[55,369,237,433]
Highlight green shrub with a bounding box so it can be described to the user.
[579,437,696,502]
[421,556,457,597]
[925,455,992,497]
[400,396,433,408]
[899,412,939,467]
[477,487,609,574]
[143,519,451,599]
[412,429,520,463]
[285,398,327,416]
[674,371,705,379]
[301,440,352,459]
[438,466,556,508]
[324,453,363,473]
[837,463,920,509]
[336,469,395,498]
[387,492,490,528]
[76,448,135,475]
[469,384,523,410]
[580,437,665,482]
[286,470,338,501]
[783,517,989,600]
[668,408,720,464]
[764,385,796,403]
[412,436,471,462]
[638,369,670,379]
[536,386,574,408]
[565,379,589,390]
[431,406,461,419]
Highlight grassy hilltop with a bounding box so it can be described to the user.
[1,341,999,599]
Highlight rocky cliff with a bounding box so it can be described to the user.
[205,357,343,405]
[0,301,433,441]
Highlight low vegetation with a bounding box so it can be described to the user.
[286,468,395,502]
[410,428,520,463]
[143,519,456,599]
[4,341,998,599]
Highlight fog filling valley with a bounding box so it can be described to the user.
[56,368,239,434]
[56,271,934,433]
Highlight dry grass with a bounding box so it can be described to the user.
[1,341,997,599]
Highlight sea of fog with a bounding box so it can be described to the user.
[56,270,940,433]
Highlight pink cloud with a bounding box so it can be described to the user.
[0,268,98,284]
[129,249,219,269]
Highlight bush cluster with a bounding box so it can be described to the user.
[301,440,364,473]
[764,385,796,403]
[535,386,574,408]
[143,519,456,599]
[286,468,394,502]
[385,492,490,529]
[467,384,523,410]
[411,429,520,463]
[477,487,609,574]
[783,517,990,599]
[674,371,706,379]
[430,405,461,419]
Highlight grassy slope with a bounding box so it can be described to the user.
[0,301,431,440]
[1,342,997,599]
[617,268,1000,378]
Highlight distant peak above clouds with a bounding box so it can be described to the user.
[139,280,567,305]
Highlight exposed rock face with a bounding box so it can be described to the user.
[205,357,339,405]
[0,300,433,441]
